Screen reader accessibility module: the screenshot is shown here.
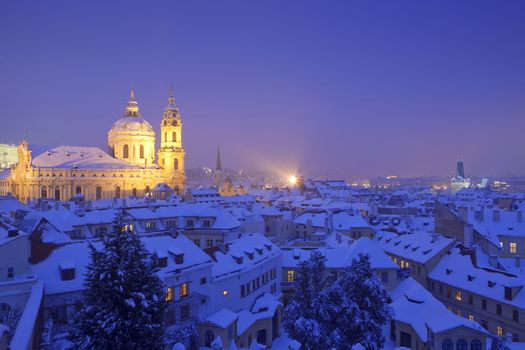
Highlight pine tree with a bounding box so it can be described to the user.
[283,251,333,350]
[75,210,166,349]
[322,254,392,350]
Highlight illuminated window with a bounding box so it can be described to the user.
[180,283,188,298]
[510,242,517,254]
[166,287,173,301]
[497,326,503,336]
[455,291,462,301]
[393,257,397,263]
[456,310,461,316]
[223,290,228,296]
[500,241,503,248]
[174,158,179,170]
[96,186,102,200]
[172,131,177,142]
[468,315,474,321]
[287,270,294,283]
[115,186,121,198]
[139,145,144,159]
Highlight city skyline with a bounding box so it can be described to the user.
[1,1,524,178]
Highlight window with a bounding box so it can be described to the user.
[132,188,137,197]
[54,188,61,201]
[400,332,412,348]
[41,188,47,199]
[381,271,389,283]
[180,283,188,298]
[174,158,179,171]
[123,144,129,158]
[145,221,156,231]
[203,220,210,228]
[166,287,174,301]
[180,304,190,320]
[145,185,150,195]
[200,277,207,285]
[241,285,246,297]
[481,320,488,329]
[468,315,474,321]
[193,239,200,247]
[60,268,75,281]
[468,294,473,305]
[204,330,214,347]
[172,131,177,142]
[471,340,482,350]
[174,254,184,265]
[512,334,520,343]
[439,284,443,294]
[442,339,453,350]
[482,299,487,310]
[455,290,462,301]
[164,132,167,143]
[505,287,512,300]
[513,309,519,322]
[114,186,121,198]
[7,267,14,279]
[510,242,517,254]
[287,270,294,283]
[207,239,213,247]
[447,287,452,298]
[75,186,82,195]
[139,145,144,159]
[496,304,502,315]
[186,219,194,228]
[497,326,503,336]
[158,257,168,268]
[457,339,467,350]
[96,186,102,200]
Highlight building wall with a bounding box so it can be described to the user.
[0,235,30,282]
[0,144,18,170]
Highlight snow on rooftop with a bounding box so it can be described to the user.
[205,308,238,328]
[31,146,143,169]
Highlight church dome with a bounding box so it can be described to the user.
[109,88,154,134]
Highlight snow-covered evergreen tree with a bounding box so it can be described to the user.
[323,254,392,350]
[75,210,166,349]
[283,251,333,350]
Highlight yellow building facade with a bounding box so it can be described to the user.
[0,89,186,202]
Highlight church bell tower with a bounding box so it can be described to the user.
[157,87,186,194]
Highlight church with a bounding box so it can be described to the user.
[0,88,186,202]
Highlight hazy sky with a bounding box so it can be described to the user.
[1,1,524,178]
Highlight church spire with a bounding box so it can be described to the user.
[167,85,175,107]
[125,87,140,117]
[216,145,222,171]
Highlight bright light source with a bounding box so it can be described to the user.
[288,175,297,185]
[223,290,229,296]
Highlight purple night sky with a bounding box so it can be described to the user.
[1,1,524,178]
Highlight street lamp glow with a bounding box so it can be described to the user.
[288,175,297,185]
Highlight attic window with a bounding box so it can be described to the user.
[80,153,84,157]
[158,257,168,268]
[233,255,243,264]
[255,248,263,255]
[404,244,411,249]
[446,268,453,275]
[246,252,254,260]
[264,244,272,251]
[394,241,400,246]
[467,274,475,281]
[59,261,76,281]
[488,281,496,288]
[174,254,184,265]
[386,238,392,243]
[412,247,419,252]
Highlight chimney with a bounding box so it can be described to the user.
[518,211,523,223]
[464,224,474,248]
[493,210,500,222]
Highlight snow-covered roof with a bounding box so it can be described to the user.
[390,278,487,342]
[374,231,455,264]
[428,246,525,308]
[212,234,280,280]
[31,146,142,169]
[32,234,212,294]
[294,211,369,229]
[282,237,398,270]
[205,308,238,328]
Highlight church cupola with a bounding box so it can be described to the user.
[125,88,140,117]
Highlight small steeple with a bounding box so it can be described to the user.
[125,87,140,117]
[216,145,222,171]
[167,85,175,107]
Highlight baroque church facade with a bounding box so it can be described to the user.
[0,88,186,202]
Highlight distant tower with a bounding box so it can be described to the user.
[157,87,186,194]
[108,88,156,166]
[213,145,225,188]
[451,159,471,193]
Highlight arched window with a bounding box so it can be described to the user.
[164,132,167,143]
[139,145,144,159]
[123,144,129,158]
[115,186,121,198]
[204,330,214,347]
[96,186,102,200]
[145,185,150,195]
[174,158,179,170]
[41,188,47,199]
[457,339,467,350]
[54,189,61,201]
[172,131,177,142]
[75,186,82,195]
[471,340,482,350]
[132,188,137,197]
[442,339,453,350]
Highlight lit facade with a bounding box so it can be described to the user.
[0,89,186,202]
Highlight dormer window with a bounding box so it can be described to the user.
[233,255,243,264]
[467,274,475,281]
[203,220,211,228]
[186,219,194,228]
[264,244,272,251]
[504,287,513,300]
[174,254,184,265]
[59,261,76,281]
[488,281,496,288]
[246,252,254,260]
[255,248,263,255]
[158,257,168,268]
[446,268,453,275]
